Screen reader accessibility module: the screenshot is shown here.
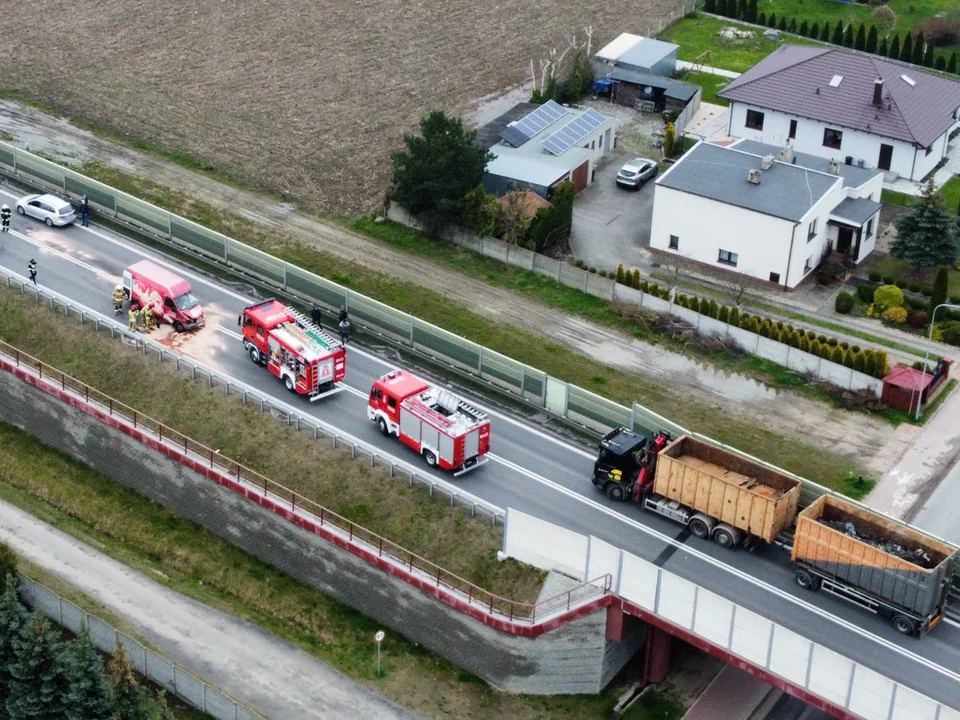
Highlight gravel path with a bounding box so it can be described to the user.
[0,499,420,720]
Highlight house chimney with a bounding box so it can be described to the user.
[760,154,775,170]
[873,78,884,107]
[778,142,794,165]
[747,168,762,184]
[827,158,841,175]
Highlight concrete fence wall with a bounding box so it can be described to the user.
[502,510,960,720]
[18,575,264,720]
[386,202,883,397]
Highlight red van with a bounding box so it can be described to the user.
[122,260,205,332]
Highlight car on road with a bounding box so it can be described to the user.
[16,193,77,227]
[615,158,658,189]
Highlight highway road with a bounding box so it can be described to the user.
[0,185,957,708]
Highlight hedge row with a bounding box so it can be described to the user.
[673,292,889,378]
[704,0,959,75]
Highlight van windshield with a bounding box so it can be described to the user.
[173,292,199,310]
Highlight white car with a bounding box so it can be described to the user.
[16,193,77,227]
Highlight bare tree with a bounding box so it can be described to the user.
[727,269,759,306]
[496,191,532,246]
[530,31,589,94]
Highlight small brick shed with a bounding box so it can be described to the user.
[881,359,952,413]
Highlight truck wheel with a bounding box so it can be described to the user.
[688,518,710,539]
[377,417,390,436]
[283,375,295,393]
[892,615,917,635]
[794,569,821,591]
[605,483,625,501]
[248,347,261,365]
[174,321,185,333]
[423,450,437,468]
[713,527,736,549]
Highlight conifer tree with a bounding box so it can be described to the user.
[843,24,854,47]
[64,631,115,720]
[855,24,866,51]
[878,37,888,57]
[832,22,845,46]
[912,32,925,65]
[0,580,27,710]
[820,21,830,42]
[892,182,960,267]
[6,612,69,720]
[866,26,878,54]
[889,34,901,60]
[900,32,913,64]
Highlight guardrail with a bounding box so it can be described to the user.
[18,574,265,720]
[0,273,613,626]
[1,141,956,563]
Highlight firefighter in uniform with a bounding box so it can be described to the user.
[128,306,140,332]
[27,259,37,284]
[112,285,125,315]
[0,204,10,232]
[142,304,155,332]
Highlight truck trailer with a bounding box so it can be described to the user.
[592,427,957,634]
[368,369,491,475]
[239,299,346,401]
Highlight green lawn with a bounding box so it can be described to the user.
[682,70,732,104]
[882,177,960,215]
[871,254,960,298]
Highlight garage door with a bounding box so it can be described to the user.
[571,161,589,193]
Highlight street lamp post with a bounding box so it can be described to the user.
[914,302,960,420]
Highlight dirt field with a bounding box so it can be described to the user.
[1,0,679,215]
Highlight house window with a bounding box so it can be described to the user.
[598,135,603,150]
[823,128,843,149]
[769,272,781,284]
[718,249,739,266]
[865,218,874,238]
[745,109,765,131]
[807,218,818,240]
[668,234,680,250]
[804,256,814,273]
[788,119,797,140]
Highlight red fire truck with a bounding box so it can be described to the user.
[367,370,491,475]
[239,299,346,401]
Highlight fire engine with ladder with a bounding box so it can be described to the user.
[368,370,491,475]
[239,299,346,401]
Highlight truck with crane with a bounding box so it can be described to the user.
[592,427,958,635]
[368,369,491,475]
[239,299,346,401]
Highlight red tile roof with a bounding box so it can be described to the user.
[884,366,934,392]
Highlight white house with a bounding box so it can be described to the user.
[718,45,960,182]
[478,100,615,199]
[650,139,884,289]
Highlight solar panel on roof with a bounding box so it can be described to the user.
[512,100,567,139]
[499,123,530,148]
[540,108,607,156]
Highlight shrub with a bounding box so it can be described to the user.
[908,281,921,292]
[930,266,949,314]
[874,350,889,377]
[920,285,933,297]
[835,291,854,314]
[729,307,740,326]
[851,345,861,354]
[856,283,875,303]
[641,280,650,292]
[0,540,17,595]
[873,285,904,311]
[789,330,802,348]
[599,269,608,277]
[915,17,960,47]
[872,5,895,31]
[882,306,909,324]
[868,270,882,282]
[616,264,626,284]
[864,351,877,377]
[775,320,785,331]
[831,346,844,364]
[810,339,822,356]
[768,13,777,29]
[800,336,811,352]
[689,296,700,313]
[894,278,907,288]
[817,334,827,343]
[882,275,895,285]
[827,337,839,347]
[718,305,730,323]
[660,287,670,300]
[853,350,866,373]
[906,295,926,310]
[951,295,960,305]
[588,266,597,274]
[939,320,960,346]
[758,322,771,338]
[843,350,856,369]
[800,20,809,36]
[779,16,788,32]
[758,11,766,26]
[632,269,641,289]
[707,299,719,318]
[907,312,928,328]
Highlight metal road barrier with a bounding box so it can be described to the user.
[18,574,265,720]
[0,271,616,625]
[1,142,957,564]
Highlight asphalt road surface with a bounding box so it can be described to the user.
[0,186,957,709]
[0,499,420,720]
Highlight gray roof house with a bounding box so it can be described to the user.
[649,139,884,289]
[718,45,960,182]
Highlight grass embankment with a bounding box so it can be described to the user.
[0,425,682,720]
[0,287,545,605]
[73,163,867,492]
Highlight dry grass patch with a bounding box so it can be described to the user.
[0,286,545,605]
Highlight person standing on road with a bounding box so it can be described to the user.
[338,316,351,345]
[310,305,323,329]
[27,259,37,284]
[338,306,348,326]
[142,304,155,332]
[0,204,10,232]
[80,195,90,227]
[128,306,140,332]
[112,284,125,315]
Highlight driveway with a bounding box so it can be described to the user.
[569,152,655,272]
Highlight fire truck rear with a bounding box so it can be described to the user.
[239,299,346,400]
[368,370,491,475]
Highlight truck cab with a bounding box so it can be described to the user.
[592,427,671,501]
[123,260,205,332]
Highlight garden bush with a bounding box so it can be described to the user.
[718,305,730,323]
[827,337,839,347]
[689,296,700,313]
[632,269,641,289]
[588,266,597,274]
[843,350,856,369]
[835,291,854,314]
[728,307,740,326]
[950,295,960,305]
[867,270,881,282]
[939,320,960,346]
[831,346,844,363]
[882,275,895,285]
[800,336,810,352]
[920,286,934,297]
[856,283,875,303]
[882,306,908,324]
[616,264,625,284]
[810,339,822,356]
[894,278,908,289]
[873,285,904,311]
[908,281,921,292]
[853,351,866,373]
[907,312,928,328]
[817,334,827,343]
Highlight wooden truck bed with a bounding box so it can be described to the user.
[792,495,957,617]
[653,435,802,543]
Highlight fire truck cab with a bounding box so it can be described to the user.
[240,299,346,401]
[368,370,491,475]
